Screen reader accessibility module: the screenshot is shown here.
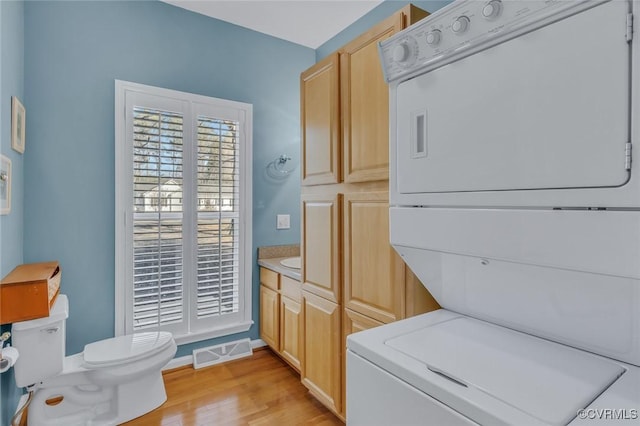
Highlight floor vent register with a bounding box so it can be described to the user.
[192,338,253,369]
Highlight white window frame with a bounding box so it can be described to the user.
[115,80,253,345]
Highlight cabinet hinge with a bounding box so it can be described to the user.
[625,142,632,171]
[627,13,634,42]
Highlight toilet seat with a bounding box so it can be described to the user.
[83,331,174,368]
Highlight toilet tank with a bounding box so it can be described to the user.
[12,294,68,388]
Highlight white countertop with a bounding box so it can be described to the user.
[258,257,301,281]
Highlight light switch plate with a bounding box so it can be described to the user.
[277,214,290,230]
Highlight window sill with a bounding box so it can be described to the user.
[173,320,254,346]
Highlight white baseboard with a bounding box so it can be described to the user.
[251,339,267,349]
[163,338,266,371]
[163,354,193,371]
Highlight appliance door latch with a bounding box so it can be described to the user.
[625,142,632,171]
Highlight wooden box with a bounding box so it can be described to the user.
[0,261,61,324]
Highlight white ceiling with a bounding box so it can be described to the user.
[162,0,384,49]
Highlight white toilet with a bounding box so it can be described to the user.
[11,295,177,425]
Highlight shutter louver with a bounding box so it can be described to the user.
[196,117,240,318]
[132,107,184,329]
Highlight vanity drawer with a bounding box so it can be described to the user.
[281,275,301,302]
[260,267,280,290]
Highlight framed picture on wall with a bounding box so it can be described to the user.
[0,155,11,215]
[11,96,25,154]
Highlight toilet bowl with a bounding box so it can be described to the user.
[11,295,177,425]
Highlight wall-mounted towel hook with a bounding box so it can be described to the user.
[267,154,295,178]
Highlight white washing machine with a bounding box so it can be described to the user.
[347,1,640,424]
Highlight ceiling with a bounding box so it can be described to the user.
[162,0,384,49]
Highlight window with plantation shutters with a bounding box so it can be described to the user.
[115,81,253,344]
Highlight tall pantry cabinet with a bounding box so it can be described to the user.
[299,4,438,420]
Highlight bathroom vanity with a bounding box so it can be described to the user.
[258,245,302,371]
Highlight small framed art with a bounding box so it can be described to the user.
[0,155,11,215]
[11,96,25,154]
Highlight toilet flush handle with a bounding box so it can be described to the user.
[41,327,60,334]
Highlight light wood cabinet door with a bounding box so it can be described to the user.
[340,15,400,183]
[260,285,280,350]
[341,5,428,183]
[301,53,340,186]
[301,291,342,416]
[301,192,342,303]
[344,308,385,337]
[405,267,441,318]
[343,191,404,323]
[280,295,302,371]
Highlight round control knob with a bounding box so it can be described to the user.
[452,16,470,34]
[426,30,442,46]
[393,43,411,63]
[482,0,502,19]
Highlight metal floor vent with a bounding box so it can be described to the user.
[192,338,253,369]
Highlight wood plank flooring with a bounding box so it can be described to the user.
[123,348,344,426]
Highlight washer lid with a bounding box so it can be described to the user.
[385,316,625,426]
[83,331,173,367]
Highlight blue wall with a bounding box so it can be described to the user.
[1,0,25,276]
[0,0,25,423]
[22,0,313,359]
[316,0,452,61]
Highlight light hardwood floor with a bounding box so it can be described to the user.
[123,348,344,426]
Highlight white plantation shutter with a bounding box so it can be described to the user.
[132,107,184,329]
[116,81,252,343]
[196,117,240,318]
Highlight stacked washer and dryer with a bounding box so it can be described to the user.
[346,1,640,425]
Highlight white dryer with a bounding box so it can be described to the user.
[346,1,640,424]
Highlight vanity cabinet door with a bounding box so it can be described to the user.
[260,285,280,350]
[280,295,302,371]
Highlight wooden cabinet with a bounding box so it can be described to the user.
[341,9,426,183]
[301,291,342,416]
[301,5,428,187]
[301,53,340,186]
[343,191,405,323]
[260,285,280,350]
[259,268,303,372]
[299,4,434,420]
[301,192,342,303]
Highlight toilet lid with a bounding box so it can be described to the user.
[83,331,174,367]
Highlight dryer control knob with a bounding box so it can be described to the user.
[452,16,470,34]
[393,43,411,63]
[426,30,442,46]
[482,0,502,19]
